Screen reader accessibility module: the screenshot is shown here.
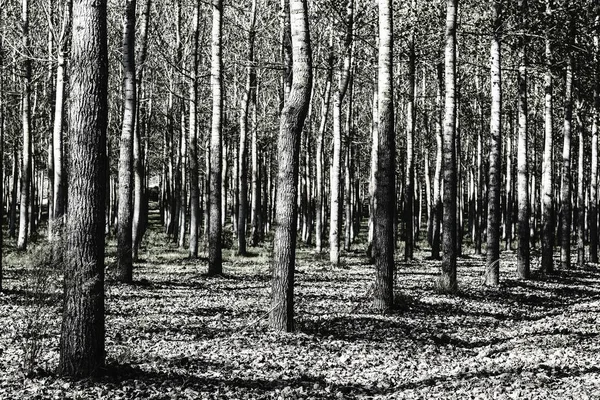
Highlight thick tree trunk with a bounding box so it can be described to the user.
[58,0,108,377]
[517,0,530,279]
[439,0,458,292]
[373,0,395,311]
[269,0,311,332]
[116,0,136,283]
[541,0,554,274]
[208,0,223,275]
[17,0,32,251]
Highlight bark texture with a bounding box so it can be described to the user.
[58,0,108,377]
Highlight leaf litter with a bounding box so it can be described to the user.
[1,238,600,399]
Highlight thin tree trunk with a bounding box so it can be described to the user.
[517,0,530,279]
[58,0,108,377]
[373,0,395,311]
[591,1,600,264]
[329,0,353,266]
[208,0,223,275]
[315,29,333,253]
[485,0,502,287]
[541,0,554,274]
[405,1,416,261]
[116,0,136,282]
[438,0,458,292]
[188,0,200,258]
[132,0,152,260]
[576,103,584,267]
[560,13,574,270]
[431,62,443,260]
[269,0,312,332]
[238,0,257,255]
[17,0,32,251]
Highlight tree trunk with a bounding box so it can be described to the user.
[51,0,72,241]
[315,30,333,253]
[576,103,584,267]
[560,13,574,270]
[329,0,353,266]
[58,0,108,377]
[541,0,554,274]
[116,0,136,283]
[431,63,443,260]
[439,0,458,292]
[373,0,395,311]
[591,1,600,264]
[208,0,223,275]
[405,2,416,261]
[188,0,200,258]
[269,0,312,332]
[238,0,257,255]
[132,0,152,260]
[486,0,502,287]
[17,0,32,251]
[517,0,530,279]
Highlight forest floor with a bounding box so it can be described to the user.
[1,213,600,399]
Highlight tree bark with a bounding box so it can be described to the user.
[269,0,312,332]
[431,63,443,260]
[541,0,554,274]
[329,0,353,266]
[405,1,416,261]
[116,0,136,283]
[188,0,200,258]
[17,0,32,251]
[439,0,458,292]
[485,0,502,287]
[315,29,333,253]
[238,0,257,255]
[373,0,395,311]
[591,1,600,264]
[208,0,223,275]
[132,0,152,260]
[58,0,108,377]
[517,0,530,279]
[576,103,584,268]
[560,12,574,270]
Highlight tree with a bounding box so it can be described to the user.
[50,0,72,241]
[238,0,257,256]
[560,10,574,270]
[516,0,530,279]
[373,0,395,311]
[405,0,416,261]
[329,0,353,266]
[17,0,32,251]
[117,0,136,283]
[591,0,600,264]
[485,0,502,287]
[208,0,223,275]
[439,0,458,293]
[59,0,108,376]
[541,0,554,274]
[270,0,312,331]
[188,0,200,258]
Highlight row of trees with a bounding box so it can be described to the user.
[0,0,599,377]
